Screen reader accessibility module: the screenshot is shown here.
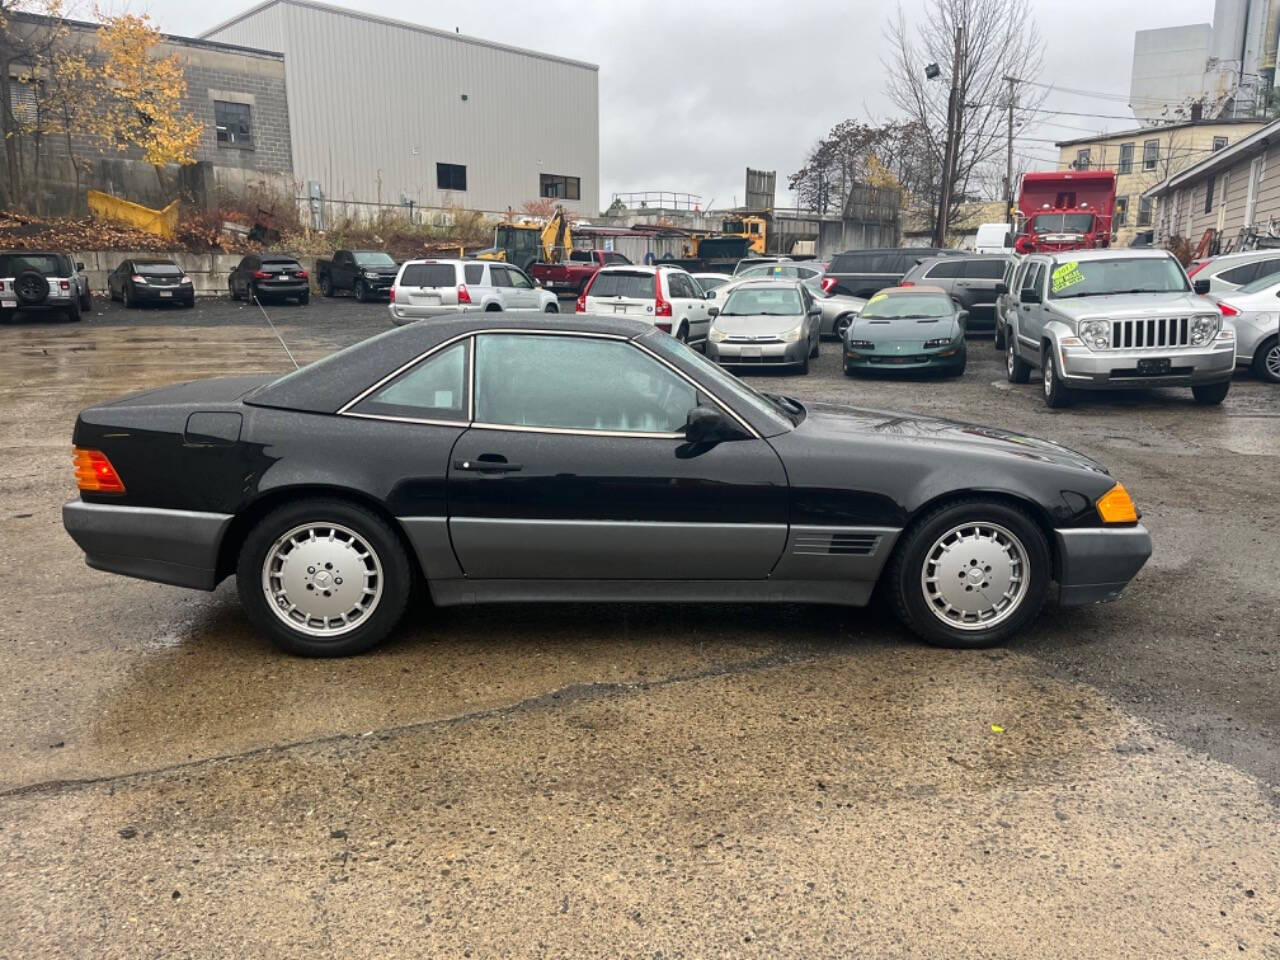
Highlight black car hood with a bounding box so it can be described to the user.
[105,375,277,407]
[793,401,1108,474]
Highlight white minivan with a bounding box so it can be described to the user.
[578,264,713,347]
[389,259,558,325]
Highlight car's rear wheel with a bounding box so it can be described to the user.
[835,315,853,340]
[888,499,1050,649]
[65,300,82,322]
[79,289,92,312]
[229,280,241,301]
[320,275,333,297]
[237,499,413,657]
[298,291,310,305]
[354,280,369,302]
[1042,348,1072,407]
[1006,332,1031,383]
[1253,335,1280,383]
[544,302,559,313]
[1192,381,1230,405]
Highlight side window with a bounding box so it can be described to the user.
[964,260,1008,280]
[925,260,965,279]
[464,263,484,284]
[489,266,511,287]
[474,334,697,434]
[507,268,533,289]
[1218,263,1257,285]
[1022,263,1044,294]
[1255,259,1280,284]
[350,341,469,422]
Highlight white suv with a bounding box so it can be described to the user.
[389,258,558,325]
[578,264,713,347]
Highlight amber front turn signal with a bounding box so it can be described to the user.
[1096,482,1137,524]
[73,447,125,493]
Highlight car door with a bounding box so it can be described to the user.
[486,265,517,309]
[668,271,709,343]
[1016,261,1047,357]
[503,265,541,310]
[236,256,256,296]
[334,250,353,288]
[447,331,789,580]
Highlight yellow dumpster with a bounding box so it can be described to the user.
[87,190,179,239]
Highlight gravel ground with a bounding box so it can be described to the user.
[1,294,1277,957]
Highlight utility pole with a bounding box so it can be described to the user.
[1004,75,1016,215]
[934,25,964,248]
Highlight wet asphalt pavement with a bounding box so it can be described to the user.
[2,295,1278,957]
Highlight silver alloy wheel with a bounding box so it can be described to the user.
[1007,337,1016,377]
[1266,342,1280,379]
[1043,352,1054,396]
[920,521,1029,631]
[836,316,851,339]
[261,522,384,638]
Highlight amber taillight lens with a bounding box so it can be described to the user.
[73,447,125,493]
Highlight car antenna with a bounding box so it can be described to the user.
[252,293,300,370]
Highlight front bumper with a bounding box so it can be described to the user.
[63,500,232,591]
[1055,524,1152,606]
[844,346,965,371]
[1057,339,1235,388]
[708,339,809,367]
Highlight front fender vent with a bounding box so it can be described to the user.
[793,533,881,556]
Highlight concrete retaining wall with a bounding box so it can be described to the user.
[74,251,247,298]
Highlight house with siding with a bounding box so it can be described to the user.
[1143,117,1280,254]
[1054,118,1264,247]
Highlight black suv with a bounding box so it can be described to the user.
[822,247,962,298]
[0,250,92,322]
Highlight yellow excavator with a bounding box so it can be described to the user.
[476,206,573,271]
[719,214,767,255]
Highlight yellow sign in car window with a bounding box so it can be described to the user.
[1050,261,1084,293]
[867,293,889,305]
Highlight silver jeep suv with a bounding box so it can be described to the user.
[0,250,92,322]
[1004,249,1236,407]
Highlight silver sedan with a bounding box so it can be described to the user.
[706,271,864,339]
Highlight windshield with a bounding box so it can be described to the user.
[0,253,71,276]
[1048,257,1189,299]
[721,287,803,316]
[354,252,396,267]
[696,275,730,291]
[644,334,796,431]
[861,293,952,318]
[135,262,182,275]
[1031,213,1094,235]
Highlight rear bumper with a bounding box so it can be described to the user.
[389,303,479,325]
[254,282,309,297]
[63,500,232,591]
[1,296,75,312]
[132,286,194,303]
[709,340,809,367]
[1057,340,1235,388]
[1055,524,1151,606]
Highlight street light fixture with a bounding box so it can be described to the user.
[924,62,941,81]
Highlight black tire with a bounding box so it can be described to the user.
[14,269,49,306]
[298,291,310,305]
[320,275,334,297]
[1192,381,1230,405]
[951,352,967,377]
[230,280,241,302]
[123,284,135,308]
[674,322,688,343]
[1006,331,1031,383]
[79,289,92,312]
[353,279,368,303]
[109,283,120,303]
[993,320,1006,351]
[835,315,853,340]
[797,349,810,374]
[236,498,414,657]
[1252,335,1280,383]
[809,335,820,359]
[183,297,195,309]
[544,302,559,313]
[1042,347,1072,408]
[65,300,82,322]
[843,360,858,377]
[887,498,1051,649]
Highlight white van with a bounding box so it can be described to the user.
[974,223,1014,254]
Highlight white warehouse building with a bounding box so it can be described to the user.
[201,0,600,217]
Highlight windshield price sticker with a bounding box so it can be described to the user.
[1051,262,1084,293]
[868,293,889,305]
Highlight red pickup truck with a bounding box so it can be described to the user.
[529,249,632,293]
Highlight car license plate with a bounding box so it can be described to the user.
[741,346,762,358]
[1,300,15,308]
[1136,358,1171,375]
[159,290,172,298]
[613,304,627,313]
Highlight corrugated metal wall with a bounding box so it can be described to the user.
[203,0,600,216]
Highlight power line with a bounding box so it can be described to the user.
[1005,75,1189,106]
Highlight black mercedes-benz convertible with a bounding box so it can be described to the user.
[64,314,1151,656]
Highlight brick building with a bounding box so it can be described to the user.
[1,11,293,214]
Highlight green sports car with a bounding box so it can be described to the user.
[843,286,967,376]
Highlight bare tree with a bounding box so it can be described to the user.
[883,0,1047,231]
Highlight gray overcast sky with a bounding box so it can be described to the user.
[136,0,1214,209]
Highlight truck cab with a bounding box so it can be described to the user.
[1015,171,1116,254]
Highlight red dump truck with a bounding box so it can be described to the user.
[1014,170,1116,254]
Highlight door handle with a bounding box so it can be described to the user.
[454,458,522,473]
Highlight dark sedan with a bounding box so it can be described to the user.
[63,315,1151,657]
[108,258,195,308]
[228,253,310,305]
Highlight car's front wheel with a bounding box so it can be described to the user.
[1042,348,1072,407]
[237,499,414,657]
[835,315,853,340]
[354,280,369,302]
[888,499,1051,648]
[1192,381,1230,405]
[1006,331,1031,383]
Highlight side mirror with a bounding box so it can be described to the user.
[684,405,748,444]
[705,290,716,299]
[76,261,85,271]
[708,306,719,317]
[994,282,1008,295]
[957,309,969,326]
[808,305,822,317]
[1192,279,1211,295]
[1020,288,1042,304]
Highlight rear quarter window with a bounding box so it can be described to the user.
[964,259,1009,279]
[400,263,458,287]
[828,252,891,274]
